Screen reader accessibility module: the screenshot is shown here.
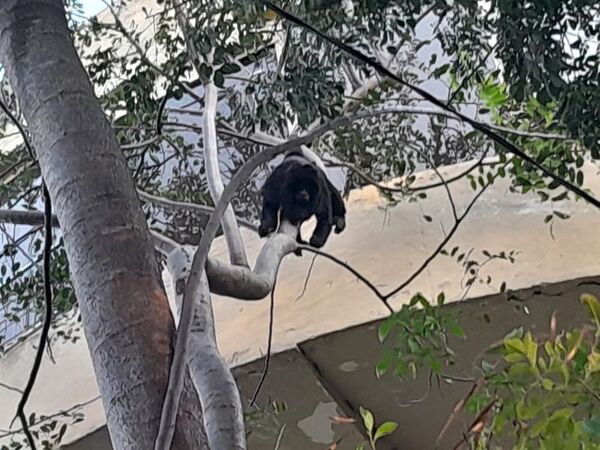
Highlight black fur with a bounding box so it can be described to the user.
[259,152,346,253]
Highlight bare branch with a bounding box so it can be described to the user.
[0,209,59,227]
[120,135,161,151]
[137,189,258,231]
[156,114,358,450]
[171,2,249,268]
[0,381,23,394]
[202,82,248,266]
[158,245,246,450]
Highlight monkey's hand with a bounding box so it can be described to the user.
[258,221,277,238]
[309,234,327,248]
[333,217,346,234]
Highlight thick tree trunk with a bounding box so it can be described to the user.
[0,1,207,448]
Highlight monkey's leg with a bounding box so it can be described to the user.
[309,216,333,248]
[327,180,346,234]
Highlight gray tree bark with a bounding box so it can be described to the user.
[0,1,207,448]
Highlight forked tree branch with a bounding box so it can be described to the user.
[154,114,357,450]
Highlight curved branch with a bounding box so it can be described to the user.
[206,223,296,300]
[202,82,248,266]
[152,223,296,302]
[161,246,245,450]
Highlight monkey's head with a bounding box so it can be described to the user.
[281,164,321,224]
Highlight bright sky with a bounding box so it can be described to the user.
[81,0,107,17]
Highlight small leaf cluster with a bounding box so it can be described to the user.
[468,294,600,449]
[376,293,465,379]
[356,406,398,450]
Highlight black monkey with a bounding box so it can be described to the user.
[258,150,346,252]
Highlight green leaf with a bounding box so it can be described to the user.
[375,359,389,378]
[447,320,465,338]
[378,317,395,342]
[359,406,374,435]
[523,332,538,367]
[580,293,600,325]
[549,407,575,421]
[505,337,526,354]
[437,292,445,306]
[587,351,600,373]
[504,352,525,363]
[373,421,399,442]
[582,415,600,437]
[529,418,549,438]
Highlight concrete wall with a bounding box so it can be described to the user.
[62,276,600,449]
[2,159,600,447]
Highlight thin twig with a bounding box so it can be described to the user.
[273,424,286,450]
[297,246,392,313]
[294,254,318,301]
[250,272,278,406]
[1,98,53,450]
[137,189,258,231]
[0,157,29,181]
[0,382,23,394]
[120,135,161,151]
[0,396,101,440]
[13,184,52,450]
[383,171,493,301]
[436,378,484,448]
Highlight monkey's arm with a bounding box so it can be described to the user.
[326,179,346,233]
[309,190,333,248]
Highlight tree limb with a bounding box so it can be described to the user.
[157,246,245,450]
[0,209,59,227]
[137,189,258,231]
[202,82,249,266]
[155,114,355,450]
